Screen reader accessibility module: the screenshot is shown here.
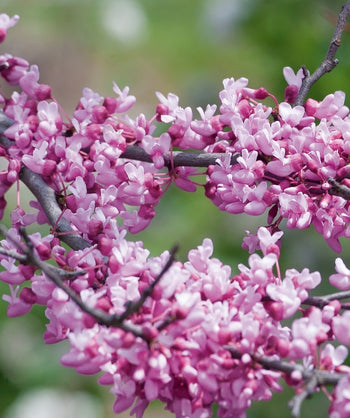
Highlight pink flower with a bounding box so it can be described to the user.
[320,343,348,370]
[290,308,329,359]
[332,311,350,345]
[141,132,171,169]
[257,227,283,256]
[278,191,312,229]
[329,258,350,290]
[19,64,51,100]
[22,141,56,176]
[36,100,62,138]
[112,82,136,113]
[283,66,304,88]
[266,278,301,319]
[0,14,19,43]
[329,375,350,417]
[2,285,32,317]
[0,54,29,85]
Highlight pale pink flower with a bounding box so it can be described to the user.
[329,258,350,290]
[0,14,19,43]
[332,311,350,345]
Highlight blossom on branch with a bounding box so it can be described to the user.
[1,7,350,418]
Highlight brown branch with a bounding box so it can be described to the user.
[121,145,239,168]
[303,289,350,310]
[117,244,179,322]
[225,345,346,418]
[0,225,178,338]
[19,166,91,250]
[0,111,238,253]
[294,1,350,105]
[328,177,350,200]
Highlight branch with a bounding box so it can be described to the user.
[19,166,92,250]
[225,345,346,418]
[328,177,350,200]
[0,226,178,338]
[303,289,350,310]
[117,244,179,322]
[294,1,350,105]
[288,375,319,418]
[0,110,238,253]
[121,145,239,168]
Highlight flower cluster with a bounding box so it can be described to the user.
[1,13,350,418]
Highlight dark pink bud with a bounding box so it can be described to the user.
[18,264,36,279]
[267,204,278,224]
[88,218,103,237]
[316,330,328,344]
[0,29,6,44]
[86,123,102,141]
[284,85,299,104]
[237,99,251,119]
[210,115,223,132]
[122,332,136,348]
[138,204,155,220]
[204,181,216,200]
[306,158,319,173]
[172,303,189,320]
[26,114,39,132]
[103,97,117,114]
[109,255,120,274]
[95,297,112,312]
[277,339,290,357]
[156,104,169,122]
[142,324,159,340]
[264,301,284,321]
[93,105,108,123]
[304,98,318,116]
[65,195,77,212]
[42,160,56,176]
[35,84,51,101]
[218,328,231,344]
[254,87,269,100]
[19,287,36,304]
[212,142,227,153]
[290,154,303,171]
[35,241,51,259]
[98,237,113,256]
[82,312,96,329]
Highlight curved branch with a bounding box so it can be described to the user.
[121,145,239,168]
[225,345,346,417]
[294,1,350,105]
[1,226,178,339]
[19,166,91,250]
[0,111,239,252]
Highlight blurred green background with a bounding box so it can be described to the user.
[0,0,350,417]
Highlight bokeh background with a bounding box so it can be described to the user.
[0,0,350,417]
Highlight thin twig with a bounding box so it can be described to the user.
[295,1,350,105]
[0,225,178,338]
[118,244,179,322]
[289,375,319,418]
[225,345,346,417]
